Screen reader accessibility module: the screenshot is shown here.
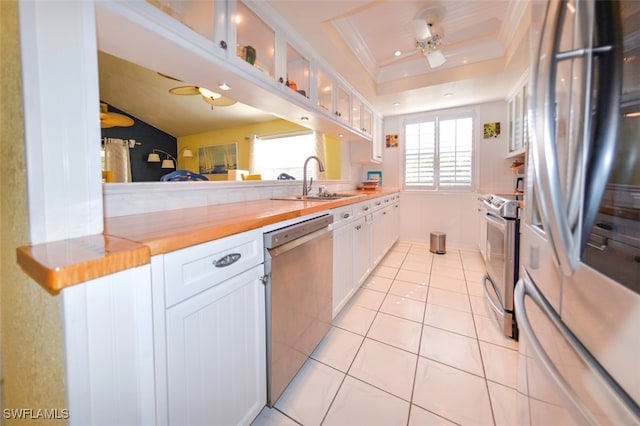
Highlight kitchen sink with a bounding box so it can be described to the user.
[271,193,363,202]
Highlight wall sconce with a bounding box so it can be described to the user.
[147,149,177,169]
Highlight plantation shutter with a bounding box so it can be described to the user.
[439,117,473,188]
[405,120,436,189]
[404,113,474,190]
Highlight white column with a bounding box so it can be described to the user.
[19,0,103,244]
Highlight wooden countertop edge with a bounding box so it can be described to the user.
[17,189,398,293]
[17,235,150,294]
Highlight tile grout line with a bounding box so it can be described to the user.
[405,243,434,426]
[319,243,408,425]
[461,254,498,426]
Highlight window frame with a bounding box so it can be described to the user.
[402,110,477,192]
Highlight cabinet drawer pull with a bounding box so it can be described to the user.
[363,206,369,211]
[214,253,242,268]
[342,213,351,219]
[375,202,382,206]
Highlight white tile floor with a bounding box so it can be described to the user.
[252,242,519,426]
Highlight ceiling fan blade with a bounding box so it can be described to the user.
[169,85,200,95]
[426,49,447,68]
[412,19,432,40]
[157,72,183,82]
[100,112,134,128]
[201,95,238,107]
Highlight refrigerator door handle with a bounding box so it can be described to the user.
[515,272,640,424]
[532,0,589,276]
[579,0,623,252]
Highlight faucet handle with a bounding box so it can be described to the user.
[307,177,314,194]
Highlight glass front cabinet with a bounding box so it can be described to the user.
[507,74,528,155]
[142,0,377,141]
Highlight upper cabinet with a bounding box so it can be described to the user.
[336,84,352,124]
[104,0,379,143]
[234,1,276,79]
[353,96,373,136]
[507,73,528,157]
[145,0,228,57]
[283,42,310,100]
[316,68,333,113]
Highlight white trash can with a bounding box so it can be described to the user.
[430,231,446,254]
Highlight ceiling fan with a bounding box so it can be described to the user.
[100,102,134,128]
[158,72,237,107]
[383,6,447,69]
[168,85,238,107]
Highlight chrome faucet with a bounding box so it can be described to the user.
[302,156,325,197]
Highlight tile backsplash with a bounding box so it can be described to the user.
[103,180,356,217]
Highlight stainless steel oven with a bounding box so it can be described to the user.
[481,195,520,339]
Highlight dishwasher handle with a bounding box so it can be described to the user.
[266,226,332,258]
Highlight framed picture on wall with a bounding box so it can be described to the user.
[198,143,238,174]
[367,170,382,186]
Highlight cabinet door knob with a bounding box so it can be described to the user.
[219,40,227,50]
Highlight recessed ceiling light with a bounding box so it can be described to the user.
[394,50,402,57]
[338,133,344,138]
[393,102,400,107]
[443,93,453,97]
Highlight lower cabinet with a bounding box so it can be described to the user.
[354,215,372,286]
[332,193,400,317]
[165,265,266,426]
[153,229,266,426]
[332,217,356,317]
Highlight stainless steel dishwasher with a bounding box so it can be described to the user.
[263,213,333,406]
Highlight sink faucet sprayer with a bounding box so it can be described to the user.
[302,156,325,197]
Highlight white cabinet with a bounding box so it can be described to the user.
[165,264,266,426]
[331,204,356,317]
[371,195,400,266]
[507,73,528,156]
[350,112,384,163]
[153,229,266,425]
[354,215,372,286]
[371,196,394,265]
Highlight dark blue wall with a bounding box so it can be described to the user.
[101,103,177,182]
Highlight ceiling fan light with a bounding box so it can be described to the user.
[198,87,222,100]
[426,49,447,68]
[147,153,161,162]
[161,159,175,169]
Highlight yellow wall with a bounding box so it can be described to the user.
[0,2,66,423]
[177,119,342,180]
[322,133,341,180]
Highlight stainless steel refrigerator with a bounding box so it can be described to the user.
[516,0,640,424]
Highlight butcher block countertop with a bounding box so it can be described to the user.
[17,188,398,293]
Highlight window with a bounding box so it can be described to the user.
[404,113,474,190]
[251,132,320,180]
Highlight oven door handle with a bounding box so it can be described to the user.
[484,212,507,230]
[482,274,504,316]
